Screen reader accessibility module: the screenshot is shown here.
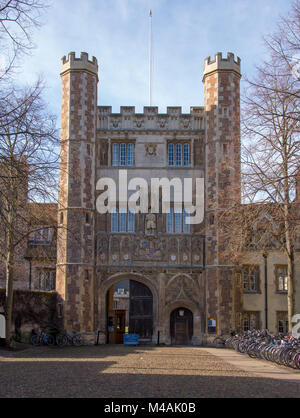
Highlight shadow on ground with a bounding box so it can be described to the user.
[0,345,299,398]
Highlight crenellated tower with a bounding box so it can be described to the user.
[203,52,242,337]
[56,52,98,341]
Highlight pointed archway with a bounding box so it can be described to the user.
[170,307,193,345]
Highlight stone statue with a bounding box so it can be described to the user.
[145,213,156,235]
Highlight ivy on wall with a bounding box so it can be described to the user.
[0,289,61,339]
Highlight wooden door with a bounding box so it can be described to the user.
[171,308,193,345]
[175,318,189,345]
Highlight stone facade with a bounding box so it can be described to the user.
[0,202,57,291]
[54,51,244,345]
[1,51,299,345]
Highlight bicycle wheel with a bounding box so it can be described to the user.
[248,343,258,358]
[72,334,82,346]
[274,348,284,364]
[225,337,233,348]
[213,337,225,347]
[294,352,300,369]
[280,348,290,366]
[46,334,55,346]
[263,345,270,360]
[30,335,41,346]
[56,334,67,347]
[238,342,247,354]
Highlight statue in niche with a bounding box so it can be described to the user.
[145,213,156,235]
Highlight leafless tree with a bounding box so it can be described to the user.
[0,80,58,346]
[0,0,49,140]
[247,0,300,123]
[0,1,47,79]
[221,1,300,333]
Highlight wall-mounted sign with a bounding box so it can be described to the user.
[207,318,217,334]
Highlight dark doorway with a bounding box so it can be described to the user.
[107,280,153,344]
[170,308,193,345]
[129,280,153,343]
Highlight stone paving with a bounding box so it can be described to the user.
[0,345,299,398]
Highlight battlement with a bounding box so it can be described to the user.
[98,106,204,116]
[97,106,205,130]
[61,51,98,77]
[203,52,241,78]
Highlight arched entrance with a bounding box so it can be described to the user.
[106,279,153,344]
[170,308,193,345]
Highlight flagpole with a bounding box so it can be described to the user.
[149,9,152,106]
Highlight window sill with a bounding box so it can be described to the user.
[167,165,191,168]
[243,291,261,295]
[111,165,135,168]
[28,241,51,246]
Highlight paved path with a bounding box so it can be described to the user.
[0,345,299,398]
[204,347,300,383]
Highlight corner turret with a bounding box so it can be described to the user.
[61,51,98,79]
[203,52,241,80]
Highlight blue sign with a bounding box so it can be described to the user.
[207,318,217,334]
[123,334,139,346]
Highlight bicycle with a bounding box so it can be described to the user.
[55,331,82,347]
[30,329,55,347]
[227,329,300,370]
[213,336,226,347]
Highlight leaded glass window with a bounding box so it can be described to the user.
[168,143,174,166]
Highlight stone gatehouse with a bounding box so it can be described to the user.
[55,51,242,345]
[2,51,298,344]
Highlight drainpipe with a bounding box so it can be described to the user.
[263,253,268,330]
[27,257,32,290]
[202,235,206,267]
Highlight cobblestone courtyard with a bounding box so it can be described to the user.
[0,345,299,398]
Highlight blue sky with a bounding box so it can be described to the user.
[19,0,292,118]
